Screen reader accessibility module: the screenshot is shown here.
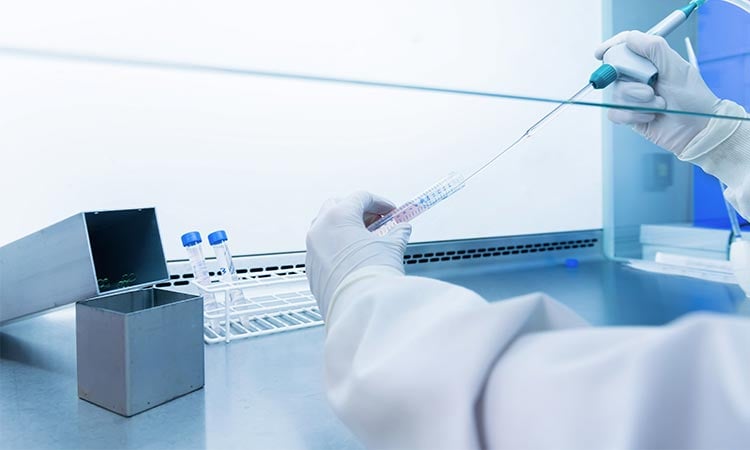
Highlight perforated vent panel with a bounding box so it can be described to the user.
[155,264,307,288]
[404,238,598,265]
[159,231,601,288]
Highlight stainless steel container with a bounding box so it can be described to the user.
[0,208,169,323]
[76,288,205,417]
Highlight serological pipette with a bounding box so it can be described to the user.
[367,83,596,237]
[464,83,596,184]
[368,0,706,236]
[367,172,466,236]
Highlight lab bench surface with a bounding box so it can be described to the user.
[2,259,748,450]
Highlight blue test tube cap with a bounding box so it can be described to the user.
[181,231,202,247]
[208,230,228,246]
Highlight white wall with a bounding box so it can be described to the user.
[0,1,603,259]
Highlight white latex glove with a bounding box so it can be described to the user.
[595,30,721,155]
[305,191,412,319]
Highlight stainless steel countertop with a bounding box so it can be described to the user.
[2,259,748,450]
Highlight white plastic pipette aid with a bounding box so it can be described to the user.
[590,0,707,89]
[368,0,705,237]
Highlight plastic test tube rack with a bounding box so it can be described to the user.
[193,269,323,344]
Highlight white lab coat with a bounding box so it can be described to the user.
[323,104,750,449]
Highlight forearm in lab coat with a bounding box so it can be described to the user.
[481,311,750,449]
[324,266,750,449]
[323,266,589,450]
[680,101,750,220]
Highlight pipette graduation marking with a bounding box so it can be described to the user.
[367,172,466,236]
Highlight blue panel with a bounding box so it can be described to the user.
[699,53,750,106]
[694,2,750,229]
[697,1,750,61]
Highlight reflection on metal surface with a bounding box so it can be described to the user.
[626,258,736,284]
[603,260,743,326]
[1,258,746,448]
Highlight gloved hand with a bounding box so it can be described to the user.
[595,30,721,155]
[306,191,412,319]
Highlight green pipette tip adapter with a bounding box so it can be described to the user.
[682,0,707,16]
[589,64,618,89]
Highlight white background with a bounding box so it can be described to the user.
[0,1,603,259]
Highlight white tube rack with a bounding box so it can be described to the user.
[193,272,323,344]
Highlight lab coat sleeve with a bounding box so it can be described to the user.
[482,311,750,449]
[324,267,750,450]
[323,265,590,450]
[680,100,750,220]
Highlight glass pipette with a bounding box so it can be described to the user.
[464,83,595,184]
[367,172,467,236]
[367,84,595,236]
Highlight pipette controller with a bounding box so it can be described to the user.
[368,0,705,236]
[590,0,706,89]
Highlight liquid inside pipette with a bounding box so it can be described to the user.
[465,83,594,183]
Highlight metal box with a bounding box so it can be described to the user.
[0,208,169,323]
[76,288,205,417]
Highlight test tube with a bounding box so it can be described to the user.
[208,230,246,305]
[181,231,217,308]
